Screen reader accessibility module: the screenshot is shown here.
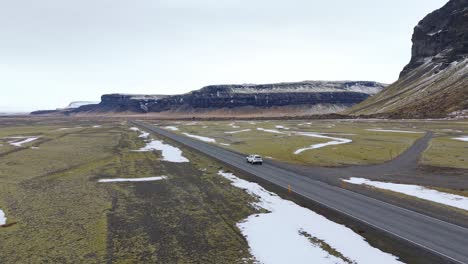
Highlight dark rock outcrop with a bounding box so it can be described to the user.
[348,0,468,118]
[400,0,468,77]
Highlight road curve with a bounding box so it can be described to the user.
[132,120,468,264]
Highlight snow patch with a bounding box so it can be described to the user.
[164,126,179,131]
[427,30,442,36]
[219,143,231,146]
[294,132,352,154]
[182,133,216,143]
[130,127,150,138]
[257,128,284,134]
[366,129,423,134]
[9,137,39,147]
[218,171,402,264]
[0,209,6,225]
[343,178,468,211]
[134,140,189,163]
[229,123,240,128]
[275,125,290,130]
[99,176,167,183]
[92,125,101,128]
[225,129,251,134]
[453,136,468,142]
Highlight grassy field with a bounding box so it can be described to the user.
[150,119,468,168]
[422,136,468,169]
[0,118,258,263]
[0,117,466,263]
[151,120,422,166]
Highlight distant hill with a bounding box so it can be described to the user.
[32,81,385,117]
[347,0,468,118]
[38,81,385,117]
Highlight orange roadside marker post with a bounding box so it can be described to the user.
[288,184,292,193]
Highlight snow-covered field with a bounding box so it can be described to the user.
[343,178,468,211]
[0,209,6,225]
[453,136,468,142]
[98,176,167,183]
[366,129,423,134]
[131,127,189,162]
[8,137,39,147]
[294,132,352,154]
[182,133,216,143]
[164,126,179,131]
[219,171,402,264]
[225,129,251,134]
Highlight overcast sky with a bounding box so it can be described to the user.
[0,0,448,112]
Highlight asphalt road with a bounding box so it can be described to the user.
[132,120,468,264]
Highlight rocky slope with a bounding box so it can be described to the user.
[348,0,468,118]
[59,81,385,116]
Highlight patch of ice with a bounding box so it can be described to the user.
[343,178,468,211]
[294,132,352,154]
[182,133,216,143]
[164,126,179,131]
[134,140,189,163]
[0,209,6,225]
[257,128,284,134]
[366,129,423,133]
[219,171,402,264]
[99,176,168,183]
[225,129,251,134]
[453,136,468,142]
[9,137,39,147]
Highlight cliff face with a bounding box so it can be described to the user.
[400,0,468,77]
[69,81,385,116]
[348,0,468,118]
